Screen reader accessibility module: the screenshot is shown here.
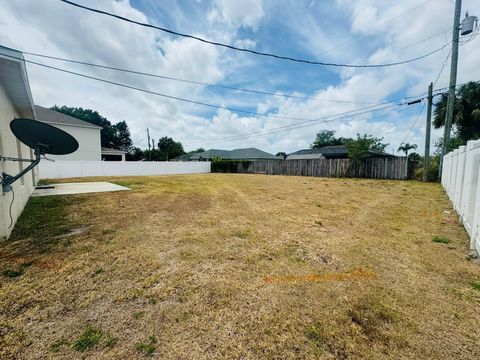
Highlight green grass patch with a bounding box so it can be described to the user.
[471,281,480,291]
[133,311,145,320]
[432,236,451,244]
[105,334,118,348]
[306,322,326,347]
[136,335,157,355]
[92,267,104,277]
[71,325,104,352]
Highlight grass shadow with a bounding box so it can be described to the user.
[6,195,84,256]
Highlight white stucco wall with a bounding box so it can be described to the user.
[0,83,37,239]
[45,124,101,161]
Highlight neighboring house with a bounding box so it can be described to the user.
[286,148,325,160]
[0,46,38,239]
[101,147,126,161]
[35,105,102,161]
[174,148,280,161]
[288,145,395,160]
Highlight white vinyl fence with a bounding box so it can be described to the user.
[441,139,480,253]
[39,161,211,179]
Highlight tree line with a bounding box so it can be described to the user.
[51,105,190,161]
[52,80,479,168]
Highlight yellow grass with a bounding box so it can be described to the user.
[1,174,479,359]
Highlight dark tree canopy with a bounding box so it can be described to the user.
[50,105,133,150]
[344,134,389,162]
[126,147,145,161]
[156,137,185,161]
[433,81,480,143]
[311,130,346,148]
[111,121,133,152]
[187,148,205,154]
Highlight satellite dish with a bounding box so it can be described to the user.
[1,118,79,193]
[10,118,79,155]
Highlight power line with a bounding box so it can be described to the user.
[4,51,468,149]
[399,47,452,144]
[183,103,404,147]
[184,84,462,147]
[367,29,451,62]
[4,51,431,125]
[6,52,440,129]
[12,55,318,122]
[59,0,450,68]
[322,0,436,55]
[18,49,375,104]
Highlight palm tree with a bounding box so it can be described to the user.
[398,143,417,158]
[433,81,480,143]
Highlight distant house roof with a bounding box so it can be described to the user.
[288,145,395,159]
[175,148,279,161]
[34,105,102,129]
[171,153,194,161]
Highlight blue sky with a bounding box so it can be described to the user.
[1,0,479,154]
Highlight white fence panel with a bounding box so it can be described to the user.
[39,161,211,179]
[442,139,480,253]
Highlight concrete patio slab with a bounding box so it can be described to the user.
[31,182,130,197]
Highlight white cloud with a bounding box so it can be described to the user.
[208,0,264,30]
[0,0,226,149]
[233,38,257,49]
[0,0,478,156]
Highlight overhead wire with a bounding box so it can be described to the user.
[2,51,424,148]
[399,21,480,146]
[17,49,376,104]
[399,46,452,145]
[8,55,316,122]
[184,84,464,147]
[321,0,436,55]
[3,52,438,128]
[4,47,471,149]
[366,29,451,62]
[182,103,405,147]
[59,0,449,68]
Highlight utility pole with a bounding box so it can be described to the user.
[151,138,155,151]
[424,82,433,182]
[440,0,462,173]
[146,128,151,161]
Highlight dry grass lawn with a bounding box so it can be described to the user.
[1,174,480,359]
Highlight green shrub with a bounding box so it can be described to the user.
[211,160,252,173]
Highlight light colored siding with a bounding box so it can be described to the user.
[44,124,101,161]
[0,83,36,239]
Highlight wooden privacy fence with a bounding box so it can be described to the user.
[441,139,480,254]
[226,157,408,180]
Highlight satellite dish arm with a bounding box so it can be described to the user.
[2,146,41,193]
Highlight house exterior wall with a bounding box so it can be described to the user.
[0,83,37,239]
[45,124,101,161]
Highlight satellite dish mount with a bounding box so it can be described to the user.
[1,118,79,194]
[1,146,41,193]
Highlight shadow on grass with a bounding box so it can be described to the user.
[7,196,84,255]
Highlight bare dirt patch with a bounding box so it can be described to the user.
[1,174,479,359]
